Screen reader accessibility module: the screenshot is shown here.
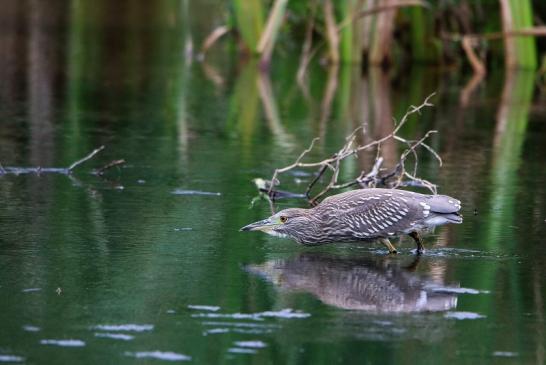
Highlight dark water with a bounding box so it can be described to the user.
[1,2,546,364]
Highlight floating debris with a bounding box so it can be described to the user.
[227,348,257,354]
[124,351,191,361]
[188,305,220,312]
[22,325,40,332]
[137,179,146,184]
[171,189,221,196]
[22,288,41,293]
[94,332,134,341]
[234,341,267,348]
[166,309,176,314]
[92,324,154,332]
[40,339,85,347]
[444,311,485,320]
[174,227,193,232]
[0,355,24,362]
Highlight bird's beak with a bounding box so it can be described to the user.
[240,218,276,232]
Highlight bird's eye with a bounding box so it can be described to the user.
[280,216,288,223]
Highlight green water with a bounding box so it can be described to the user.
[1,3,546,364]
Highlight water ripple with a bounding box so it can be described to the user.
[40,339,85,347]
[94,332,134,341]
[0,355,24,363]
[444,311,486,320]
[192,308,310,320]
[187,305,220,312]
[92,324,153,332]
[124,351,191,361]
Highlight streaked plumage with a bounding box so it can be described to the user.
[240,188,462,254]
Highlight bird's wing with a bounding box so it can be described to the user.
[319,191,422,238]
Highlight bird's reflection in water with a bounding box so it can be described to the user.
[248,253,458,313]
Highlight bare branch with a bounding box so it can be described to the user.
[255,94,441,209]
[68,146,105,171]
[269,137,319,195]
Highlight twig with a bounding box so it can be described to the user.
[461,26,546,41]
[256,93,441,207]
[68,146,105,171]
[269,137,319,195]
[93,159,126,176]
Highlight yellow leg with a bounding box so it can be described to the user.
[380,238,398,254]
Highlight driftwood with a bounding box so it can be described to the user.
[254,94,441,211]
[0,146,125,177]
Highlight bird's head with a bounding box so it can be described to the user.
[240,208,314,243]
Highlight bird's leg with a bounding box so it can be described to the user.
[409,231,425,255]
[380,238,398,254]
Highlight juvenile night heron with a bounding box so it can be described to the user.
[240,188,462,254]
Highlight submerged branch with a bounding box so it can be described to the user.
[0,146,124,181]
[93,159,126,176]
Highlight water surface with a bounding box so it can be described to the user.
[1,4,545,364]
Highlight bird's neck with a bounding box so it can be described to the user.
[292,210,330,246]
